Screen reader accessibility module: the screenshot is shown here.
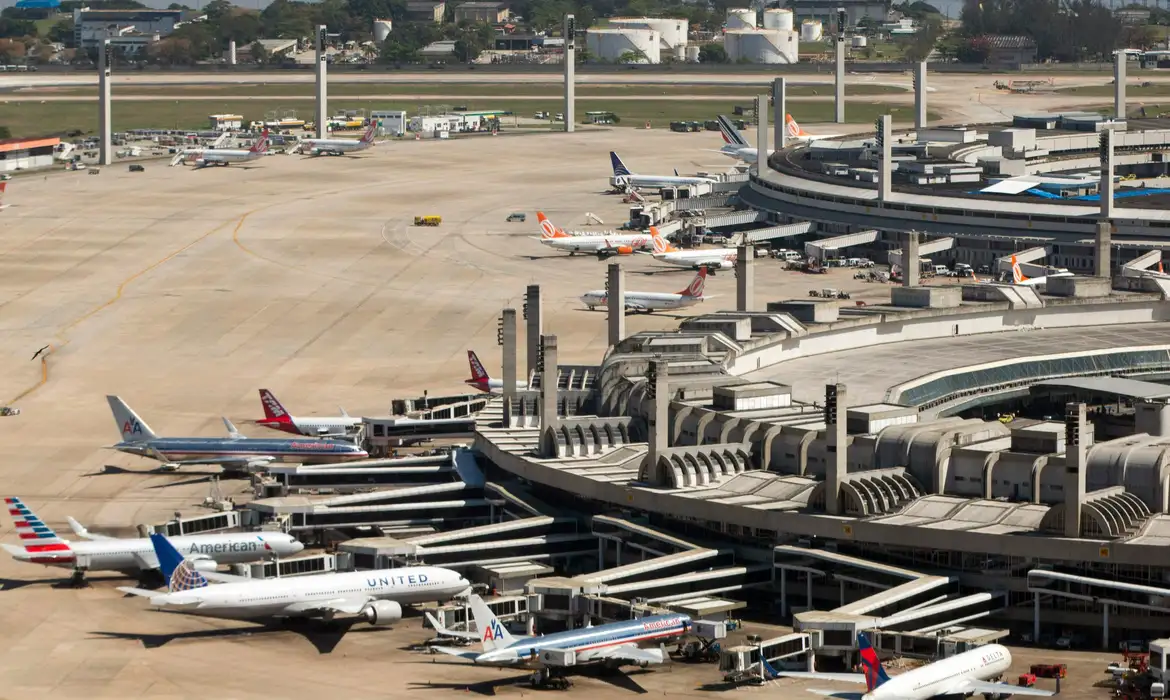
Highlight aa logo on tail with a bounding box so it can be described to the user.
[122,420,143,436]
[483,618,506,641]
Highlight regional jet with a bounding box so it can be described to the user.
[535,211,651,258]
[1,497,302,583]
[646,228,737,272]
[609,152,717,191]
[119,534,469,626]
[253,389,362,437]
[296,121,377,156]
[190,130,270,167]
[106,395,368,472]
[465,351,528,394]
[580,268,710,313]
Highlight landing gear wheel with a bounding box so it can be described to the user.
[69,568,90,588]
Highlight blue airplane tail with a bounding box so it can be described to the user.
[609,151,631,177]
[761,656,781,680]
[857,632,891,691]
[150,533,209,593]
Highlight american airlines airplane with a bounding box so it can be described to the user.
[106,395,368,472]
[1,497,303,581]
[119,534,469,625]
[191,130,270,167]
[581,268,709,312]
[465,351,527,394]
[535,211,650,258]
[432,594,690,672]
[253,389,361,437]
[778,632,1053,700]
[296,122,377,156]
[609,152,717,191]
[647,229,737,272]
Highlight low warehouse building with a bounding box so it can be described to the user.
[0,136,60,172]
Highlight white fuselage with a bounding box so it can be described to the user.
[1015,272,1074,287]
[612,174,716,190]
[868,645,1013,700]
[655,248,737,269]
[720,146,774,164]
[581,290,702,312]
[300,138,372,156]
[149,566,468,620]
[199,149,262,165]
[258,414,362,436]
[7,531,302,572]
[542,233,650,254]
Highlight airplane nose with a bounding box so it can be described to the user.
[291,540,305,553]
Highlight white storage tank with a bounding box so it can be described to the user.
[800,19,823,42]
[609,17,688,49]
[686,44,700,62]
[725,8,757,29]
[373,19,393,43]
[725,29,798,64]
[851,35,867,48]
[674,44,685,60]
[762,8,794,32]
[586,28,662,64]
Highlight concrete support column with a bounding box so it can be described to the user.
[780,568,787,617]
[1096,220,1112,279]
[1103,602,1110,650]
[98,38,113,167]
[824,383,846,515]
[834,35,846,124]
[878,114,892,202]
[527,615,536,636]
[540,335,559,430]
[914,61,927,131]
[1115,50,1126,119]
[500,308,517,428]
[904,231,920,288]
[1100,130,1115,219]
[736,244,754,311]
[525,285,542,381]
[315,25,328,139]
[641,359,670,485]
[806,574,813,609]
[606,263,625,348]
[1033,593,1040,642]
[229,39,237,65]
[773,77,787,152]
[839,579,845,607]
[616,540,621,566]
[597,539,604,570]
[755,94,769,176]
[564,14,575,133]
[1064,402,1088,539]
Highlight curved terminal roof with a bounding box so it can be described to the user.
[1032,376,1170,401]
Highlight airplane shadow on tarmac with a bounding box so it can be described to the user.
[410,665,653,695]
[90,620,380,654]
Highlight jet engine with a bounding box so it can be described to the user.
[360,600,402,626]
[597,245,634,260]
[189,557,218,573]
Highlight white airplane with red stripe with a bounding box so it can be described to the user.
[647,228,738,272]
[253,389,362,437]
[297,121,377,156]
[581,267,710,312]
[465,351,527,394]
[194,130,270,167]
[534,211,651,258]
[1010,254,1073,287]
[1,497,303,577]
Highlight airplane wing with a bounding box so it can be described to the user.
[576,643,667,665]
[625,302,648,312]
[199,570,251,583]
[776,672,868,684]
[117,586,162,598]
[67,516,116,540]
[282,595,371,616]
[431,647,483,661]
[425,611,480,641]
[954,680,1055,697]
[805,692,864,700]
[145,444,275,470]
[132,551,159,570]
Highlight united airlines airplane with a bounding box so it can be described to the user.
[1,497,303,582]
[608,152,716,191]
[106,395,368,472]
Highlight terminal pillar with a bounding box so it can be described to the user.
[914,61,927,132]
[639,358,671,486]
[1064,402,1088,539]
[755,94,769,176]
[564,14,576,133]
[499,308,517,428]
[824,383,846,515]
[315,25,328,139]
[525,285,542,381]
[1100,130,1115,219]
[1103,602,1110,650]
[736,244,754,311]
[539,335,559,430]
[834,7,846,124]
[1095,220,1112,279]
[877,114,892,202]
[228,39,237,65]
[607,263,625,348]
[773,77,787,152]
[903,231,920,287]
[98,38,113,167]
[1114,50,1126,120]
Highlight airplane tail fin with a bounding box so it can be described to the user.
[717,115,750,147]
[679,267,708,298]
[467,350,491,383]
[468,593,516,652]
[4,497,71,556]
[250,130,270,154]
[1011,255,1028,283]
[107,395,158,442]
[651,227,678,255]
[610,151,632,177]
[259,389,293,425]
[150,533,209,593]
[857,632,891,692]
[223,417,244,439]
[785,113,808,138]
[1160,261,1165,274]
[362,121,377,143]
[536,211,568,240]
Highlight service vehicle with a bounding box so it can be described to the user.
[414,215,442,226]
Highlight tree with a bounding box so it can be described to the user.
[0,38,27,61]
[0,17,37,39]
[955,35,989,62]
[904,14,942,61]
[217,10,262,47]
[47,18,74,46]
[261,0,315,40]
[0,126,11,139]
[147,36,195,64]
[249,40,269,64]
[698,42,727,63]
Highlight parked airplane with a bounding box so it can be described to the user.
[296,122,377,156]
[713,114,773,164]
[609,152,717,191]
[118,533,469,625]
[106,395,368,472]
[253,389,362,437]
[535,211,650,258]
[1,497,303,582]
[581,268,709,312]
[1011,255,1074,287]
[648,229,737,272]
[193,130,270,167]
[783,114,843,145]
[0,181,7,210]
[465,351,528,394]
[777,632,1054,700]
[431,593,691,677]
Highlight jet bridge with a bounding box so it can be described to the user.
[256,453,459,496]
[738,221,815,244]
[887,237,954,268]
[805,230,879,263]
